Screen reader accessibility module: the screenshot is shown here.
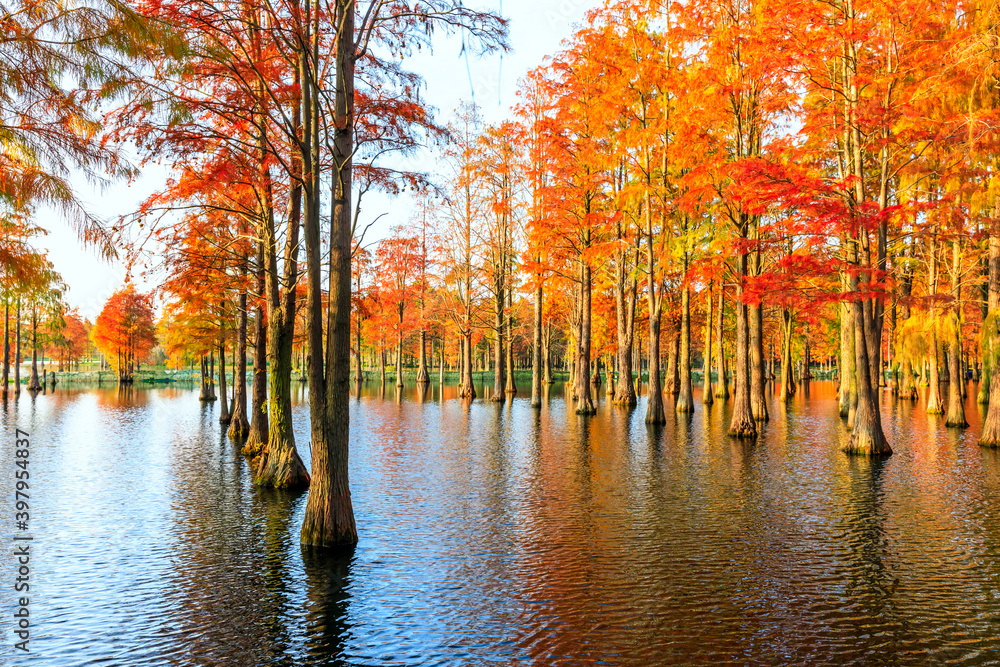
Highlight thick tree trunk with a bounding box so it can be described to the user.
[458,332,474,398]
[219,336,231,424]
[729,249,756,438]
[244,245,269,457]
[779,309,795,402]
[613,263,637,407]
[646,310,665,424]
[229,286,250,438]
[492,297,505,402]
[677,285,694,412]
[416,329,429,383]
[395,334,404,388]
[301,10,357,547]
[439,337,445,385]
[846,297,891,456]
[543,322,552,385]
[13,301,20,395]
[576,260,596,414]
[983,215,1000,443]
[2,300,8,396]
[380,347,386,386]
[27,307,41,391]
[703,282,713,405]
[255,131,308,489]
[714,286,729,399]
[531,283,543,408]
[506,287,517,395]
[946,240,967,427]
[926,337,943,414]
[749,303,768,421]
[839,300,857,420]
[666,325,680,398]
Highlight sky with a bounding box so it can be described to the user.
[39,0,596,319]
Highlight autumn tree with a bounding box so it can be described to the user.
[92,285,157,385]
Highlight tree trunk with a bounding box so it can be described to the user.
[27,306,41,391]
[839,300,857,419]
[844,227,891,456]
[380,347,386,386]
[676,284,694,412]
[244,242,270,457]
[2,299,9,396]
[702,282,713,405]
[531,282,543,408]
[729,247,756,438]
[946,239,967,427]
[396,333,404,388]
[613,254,637,407]
[926,336,943,414]
[714,286,728,399]
[13,300,20,395]
[749,302,768,421]
[576,259,596,414]
[301,6,357,547]
[982,220,1000,443]
[219,335,231,425]
[779,309,795,402]
[254,111,308,489]
[416,328,429,383]
[229,285,250,438]
[492,293,505,402]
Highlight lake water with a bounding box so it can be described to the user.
[1,379,999,665]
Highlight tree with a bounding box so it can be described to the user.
[92,286,157,385]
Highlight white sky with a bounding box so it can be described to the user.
[40,0,596,319]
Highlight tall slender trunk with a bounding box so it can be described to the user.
[396,330,404,388]
[531,281,543,408]
[255,75,308,489]
[946,239,967,427]
[702,282,713,405]
[543,322,552,385]
[13,300,20,394]
[613,249,637,407]
[749,303,768,421]
[301,0,357,547]
[839,299,857,421]
[492,287,505,402]
[779,309,795,402]
[576,258,596,414]
[676,282,694,412]
[219,334,231,424]
[2,299,9,396]
[27,306,41,391]
[665,323,679,398]
[714,286,728,399]
[245,243,270,456]
[229,281,250,438]
[729,232,756,438]
[505,285,517,395]
[846,236,891,455]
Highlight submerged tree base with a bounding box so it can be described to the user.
[255,447,310,490]
[301,492,358,549]
[843,430,893,457]
[728,420,757,439]
[242,433,265,458]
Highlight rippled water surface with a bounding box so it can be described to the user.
[3,379,1000,665]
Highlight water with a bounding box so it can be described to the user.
[1,379,999,665]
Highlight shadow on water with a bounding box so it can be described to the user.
[300,546,355,665]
